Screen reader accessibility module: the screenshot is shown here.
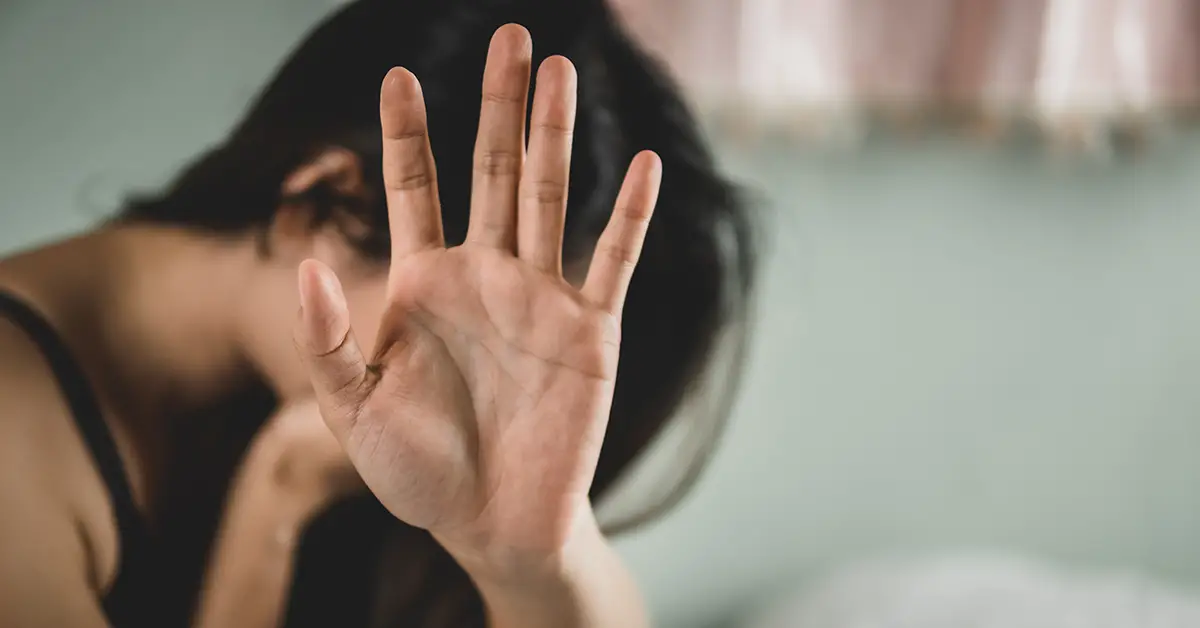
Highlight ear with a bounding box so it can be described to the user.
[281,146,363,198]
[267,146,368,267]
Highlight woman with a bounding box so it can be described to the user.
[0,1,754,626]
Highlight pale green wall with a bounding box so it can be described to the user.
[0,0,333,250]
[618,138,1200,626]
[3,3,1199,628]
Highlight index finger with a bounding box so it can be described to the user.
[380,67,444,263]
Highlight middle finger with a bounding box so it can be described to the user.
[465,24,533,251]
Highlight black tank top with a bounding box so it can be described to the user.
[0,292,161,627]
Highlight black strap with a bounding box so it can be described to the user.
[0,292,151,579]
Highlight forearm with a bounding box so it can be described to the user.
[192,455,323,628]
[460,517,650,628]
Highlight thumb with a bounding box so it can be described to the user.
[295,259,370,440]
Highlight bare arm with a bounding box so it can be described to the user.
[193,401,360,628]
[191,454,317,628]
[0,478,112,628]
[195,473,649,628]
[197,460,649,628]
[0,326,113,627]
[459,515,650,628]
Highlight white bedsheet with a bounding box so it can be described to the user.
[745,553,1200,628]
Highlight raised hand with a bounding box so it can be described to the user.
[293,24,661,576]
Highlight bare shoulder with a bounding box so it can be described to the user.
[0,316,93,491]
[0,316,120,599]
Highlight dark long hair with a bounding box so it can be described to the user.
[121,1,757,625]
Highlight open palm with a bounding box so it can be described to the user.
[294,25,661,566]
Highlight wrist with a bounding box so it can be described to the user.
[440,507,608,593]
[444,511,646,628]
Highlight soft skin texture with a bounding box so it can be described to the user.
[0,25,652,628]
[291,28,660,626]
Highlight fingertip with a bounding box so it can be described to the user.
[481,23,533,100]
[633,150,663,179]
[380,67,430,141]
[381,66,421,102]
[297,259,318,312]
[492,23,533,59]
[623,151,662,215]
[297,260,353,357]
[537,55,577,89]
[297,259,345,313]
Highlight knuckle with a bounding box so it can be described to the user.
[387,170,434,192]
[328,365,365,400]
[476,150,522,177]
[482,90,525,106]
[384,127,427,142]
[524,179,567,206]
[327,367,369,425]
[533,120,574,138]
[596,242,636,269]
[618,202,653,222]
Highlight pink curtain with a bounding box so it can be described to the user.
[611,0,1200,146]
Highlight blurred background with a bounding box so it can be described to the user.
[3,1,1200,626]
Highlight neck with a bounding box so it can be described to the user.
[104,226,263,421]
[1,225,263,428]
